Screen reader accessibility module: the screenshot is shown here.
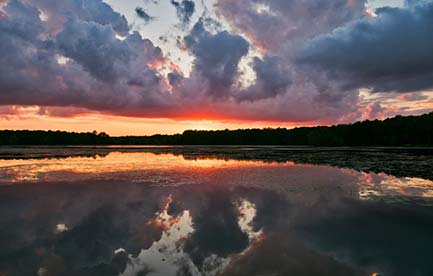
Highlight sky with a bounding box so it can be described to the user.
[0,0,433,135]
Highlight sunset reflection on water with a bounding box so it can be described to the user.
[1,147,433,276]
[0,152,294,183]
[1,151,432,203]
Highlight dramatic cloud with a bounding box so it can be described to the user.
[183,19,249,98]
[56,16,131,82]
[171,0,195,24]
[24,0,129,35]
[298,1,433,93]
[0,0,172,113]
[214,0,366,53]
[237,55,291,101]
[210,0,370,121]
[0,0,432,125]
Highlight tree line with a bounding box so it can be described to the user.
[1,112,432,146]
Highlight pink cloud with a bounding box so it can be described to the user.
[0,0,431,128]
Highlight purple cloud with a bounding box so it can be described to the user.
[298,1,433,93]
[0,0,431,124]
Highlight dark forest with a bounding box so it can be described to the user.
[1,112,432,146]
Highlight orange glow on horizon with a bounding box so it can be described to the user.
[0,151,296,183]
[0,110,317,136]
[2,94,431,136]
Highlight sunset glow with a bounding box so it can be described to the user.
[0,109,317,135]
[1,0,432,134]
[1,0,433,272]
[0,151,296,183]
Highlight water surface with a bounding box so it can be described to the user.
[1,146,433,276]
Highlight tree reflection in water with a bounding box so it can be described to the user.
[0,148,433,276]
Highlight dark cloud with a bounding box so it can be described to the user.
[210,0,370,121]
[0,0,172,113]
[298,2,433,93]
[56,16,131,82]
[170,0,195,24]
[1,0,44,40]
[184,19,249,98]
[0,0,431,123]
[0,0,62,105]
[215,0,366,53]
[135,6,154,23]
[237,55,292,101]
[25,0,129,35]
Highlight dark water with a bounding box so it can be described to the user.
[1,146,433,276]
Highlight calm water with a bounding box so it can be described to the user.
[1,146,433,276]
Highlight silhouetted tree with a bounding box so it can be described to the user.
[1,112,432,146]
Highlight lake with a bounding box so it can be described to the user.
[1,146,433,276]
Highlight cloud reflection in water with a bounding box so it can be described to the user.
[0,148,433,275]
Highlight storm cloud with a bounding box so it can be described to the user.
[237,55,292,101]
[214,0,367,54]
[298,1,433,93]
[23,0,129,35]
[184,19,249,98]
[0,0,172,113]
[0,0,432,124]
